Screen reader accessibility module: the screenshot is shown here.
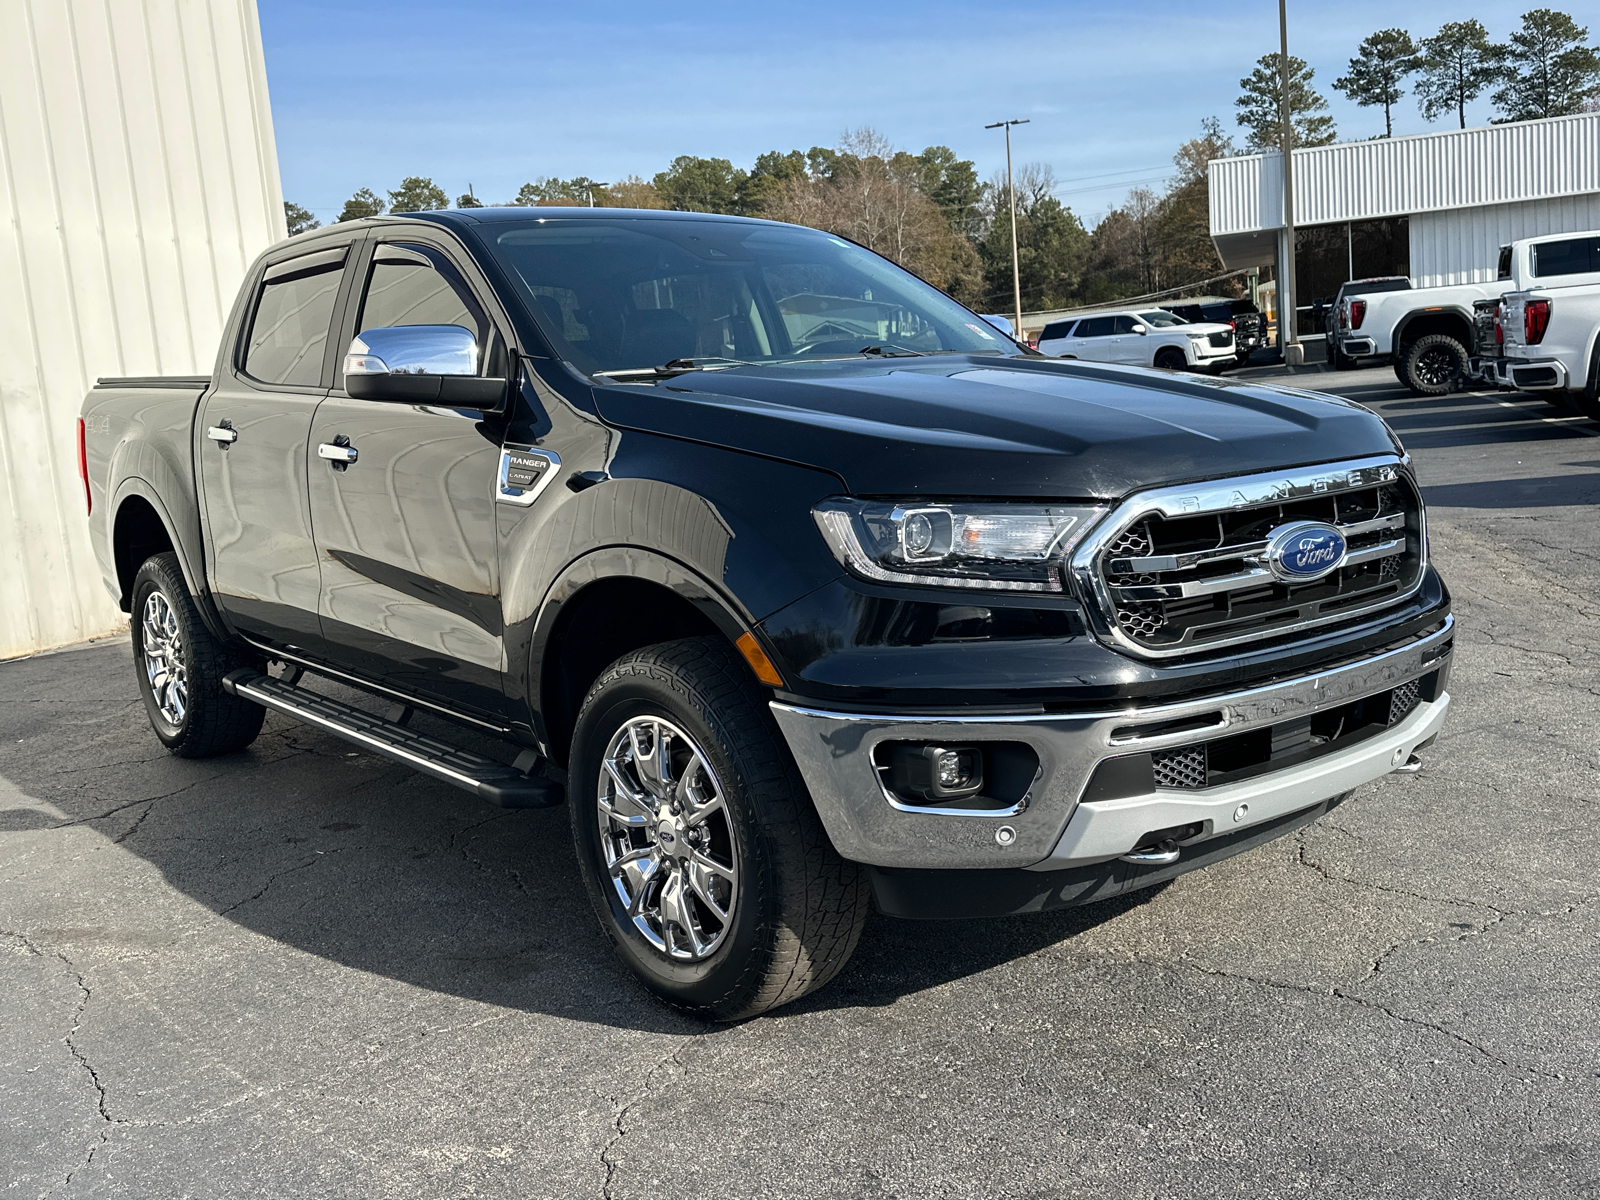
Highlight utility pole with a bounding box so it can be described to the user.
[985,119,1030,338]
[1278,0,1302,366]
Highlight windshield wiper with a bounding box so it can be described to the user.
[593,357,754,381]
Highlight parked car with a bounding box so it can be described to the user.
[1469,229,1600,420]
[1160,296,1267,365]
[1329,271,1531,393]
[1325,278,1412,370]
[79,207,1453,1020]
[1036,308,1237,372]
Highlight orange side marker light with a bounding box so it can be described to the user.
[735,631,784,687]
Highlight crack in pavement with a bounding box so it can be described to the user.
[217,857,320,917]
[599,1038,705,1200]
[0,933,130,1190]
[1170,957,1562,1082]
[49,777,222,833]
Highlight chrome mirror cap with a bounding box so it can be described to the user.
[343,325,478,377]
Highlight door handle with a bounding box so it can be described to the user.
[206,425,237,444]
[317,442,358,464]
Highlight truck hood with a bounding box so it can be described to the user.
[592,355,1397,498]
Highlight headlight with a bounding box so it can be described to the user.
[813,498,1106,592]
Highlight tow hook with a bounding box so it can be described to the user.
[1394,753,1424,774]
[1120,839,1181,866]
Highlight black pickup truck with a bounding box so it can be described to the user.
[80,208,1453,1019]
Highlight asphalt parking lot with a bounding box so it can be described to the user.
[4,366,1598,1200]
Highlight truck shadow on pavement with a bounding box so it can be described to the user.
[0,642,1159,1033]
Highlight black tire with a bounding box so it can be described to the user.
[1574,344,1600,422]
[569,636,869,1021]
[1154,347,1187,371]
[1397,334,1468,396]
[130,553,265,757]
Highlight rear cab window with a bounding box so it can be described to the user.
[242,245,349,387]
[1532,236,1600,279]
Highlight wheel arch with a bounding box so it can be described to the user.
[110,481,229,638]
[1393,307,1474,351]
[527,547,768,767]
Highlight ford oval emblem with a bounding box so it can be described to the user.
[1264,521,1347,582]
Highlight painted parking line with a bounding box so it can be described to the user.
[1489,397,1600,437]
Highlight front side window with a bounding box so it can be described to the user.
[1532,237,1599,278]
[358,244,488,343]
[482,218,1014,375]
[243,252,346,387]
[1113,315,1140,334]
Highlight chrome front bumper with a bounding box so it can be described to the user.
[770,617,1453,871]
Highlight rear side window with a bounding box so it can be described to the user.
[243,248,348,387]
[1532,236,1599,278]
[1040,320,1075,340]
[1076,316,1114,337]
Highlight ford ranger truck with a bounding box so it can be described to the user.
[79,209,1454,1020]
[1469,229,1600,420]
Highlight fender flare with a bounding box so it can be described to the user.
[1392,305,1475,350]
[109,478,229,640]
[523,545,759,751]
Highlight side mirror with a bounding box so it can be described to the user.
[343,325,506,408]
[1130,324,1147,335]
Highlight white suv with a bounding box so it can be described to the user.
[1036,309,1235,372]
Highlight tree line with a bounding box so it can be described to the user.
[282,125,1232,316]
[1238,7,1598,149]
[282,7,1597,317]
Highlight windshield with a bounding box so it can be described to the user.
[481,218,1013,375]
[1138,310,1189,327]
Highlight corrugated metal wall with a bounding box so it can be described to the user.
[1210,112,1600,236]
[0,0,284,659]
[1411,193,1600,287]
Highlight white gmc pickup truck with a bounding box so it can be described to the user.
[1331,277,1503,396]
[1469,229,1600,421]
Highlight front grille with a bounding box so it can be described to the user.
[1152,745,1208,789]
[1088,462,1425,656]
[1208,331,1233,348]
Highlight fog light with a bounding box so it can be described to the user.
[888,743,985,802]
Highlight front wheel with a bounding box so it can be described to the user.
[130,553,264,757]
[1154,347,1188,371]
[569,637,869,1021]
[1397,334,1468,396]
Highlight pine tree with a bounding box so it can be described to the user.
[1416,20,1507,128]
[1236,54,1337,151]
[336,188,386,223]
[1493,9,1600,121]
[1336,29,1423,137]
[388,177,448,213]
[284,201,319,237]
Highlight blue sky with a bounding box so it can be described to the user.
[262,0,1547,226]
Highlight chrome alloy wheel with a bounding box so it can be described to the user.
[597,716,739,962]
[140,589,188,727]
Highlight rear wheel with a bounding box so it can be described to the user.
[1575,345,1600,422]
[569,636,870,1021]
[130,553,264,757]
[1154,347,1187,371]
[1397,334,1468,396]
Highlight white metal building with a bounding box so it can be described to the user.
[0,0,285,659]
[1209,112,1600,326]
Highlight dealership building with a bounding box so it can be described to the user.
[1207,111,1600,334]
